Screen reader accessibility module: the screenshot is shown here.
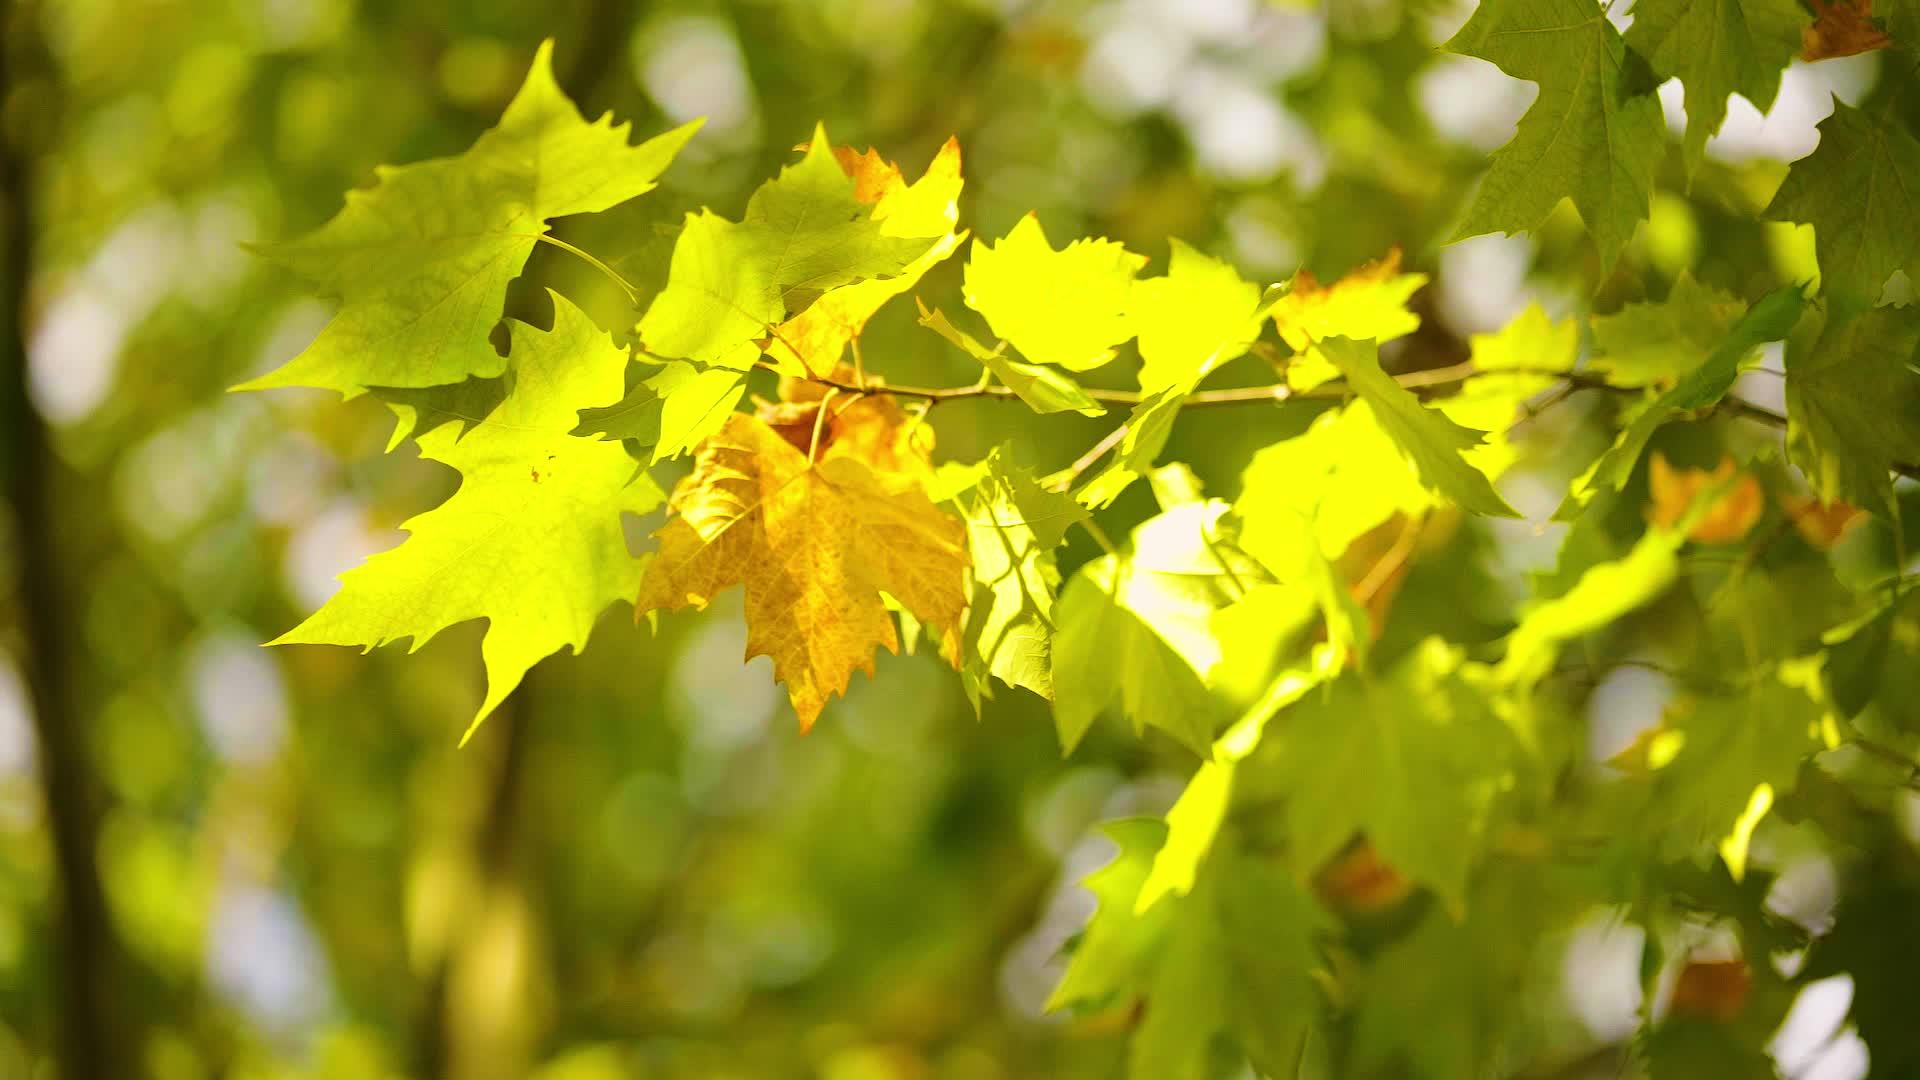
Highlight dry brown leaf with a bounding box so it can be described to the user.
[1802,0,1892,60]
[1648,453,1764,545]
[638,410,967,729]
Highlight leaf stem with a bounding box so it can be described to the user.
[534,232,641,307]
[808,388,841,465]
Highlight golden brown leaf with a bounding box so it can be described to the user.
[638,412,967,729]
[753,366,936,480]
[1647,453,1764,545]
[1802,0,1891,60]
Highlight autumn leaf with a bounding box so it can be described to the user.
[1647,453,1764,544]
[1314,838,1416,916]
[1669,959,1753,1022]
[1801,0,1892,60]
[636,400,967,730]
[752,365,937,481]
[1781,494,1864,549]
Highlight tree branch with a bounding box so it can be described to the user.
[0,1,133,1073]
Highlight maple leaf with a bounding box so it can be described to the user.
[1784,303,1920,512]
[636,404,967,730]
[1049,822,1326,1080]
[954,451,1087,710]
[238,41,700,398]
[1267,248,1427,392]
[1590,272,1746,387]
[762,138,968,377]
[962,214,1148,370]
[1563,288,1805,515]
[1131,240,1264,394]
[1647,453,1764,544]
[1435,303,1579,480]
[1767,102,1920,303]
[1445,0,1665,272]
[271,295,662,741]
[1781,493,1864,549]
[571,358,748,463]
[1259,638,1519,913]
[636,126,935,367]
[1801,0,1893,60]
[1067,242,1268,507]
[1318,337,1519,518]
[1054,497,1259,755]
[1625,0,1808,174]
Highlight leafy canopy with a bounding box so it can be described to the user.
[244,20,1920,1079]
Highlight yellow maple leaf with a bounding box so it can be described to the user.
[1802,0,1891,60]
[765,138,967,377]
[1647,453,1764,545]
[638,409,968,729]
[1269,248,1428,391]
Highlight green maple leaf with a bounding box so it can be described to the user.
[1050,823,1325,1080]
[1637,660,1827,871]
[1053,499,1260,754]
[962,214,1148,371]
[1590,272,1745,387]
[1563,287,1804,515]
[271,295,662,742]
[238,41,700,398]
[1497,524,1686,690]
[1261,638,1519,911]
[955,451,1088,710]
[1352,863,1581,1078]
[1130,240,1263,394]
[637,129,934,366]
[572,360,747,462]
[1768,102,1920,303]
[1823,592,1920,732]
[1785,303,1920,512]
[1624,0,1807,175]
[1319,336,1519,518]
[917,303,1105,416]
[1445,0,1666,271]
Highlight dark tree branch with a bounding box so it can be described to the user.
[0,1,132,1073]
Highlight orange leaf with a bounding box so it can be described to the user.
[1782,493,1865,549]
[1670,959,1751,1023]
[1801,0,1891,60]
[1647,453,1764,545]
[638,410,967,730]
[1314,838,1415,915]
